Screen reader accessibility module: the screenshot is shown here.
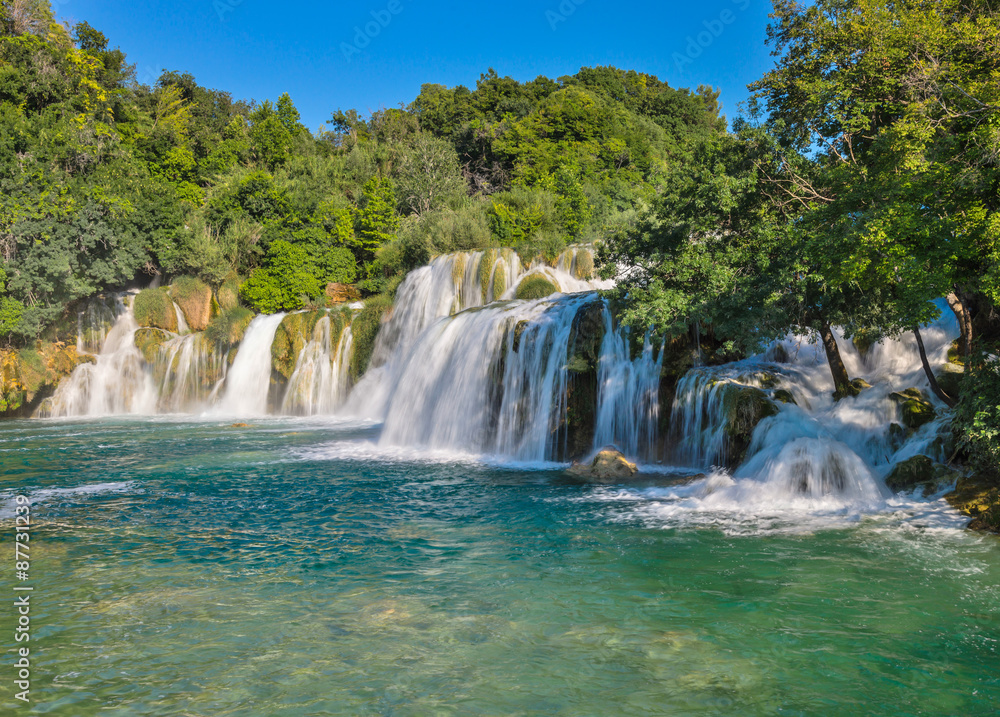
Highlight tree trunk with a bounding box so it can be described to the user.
[913,326,956,408]
[945,292,973,363]
[820,320,852,398]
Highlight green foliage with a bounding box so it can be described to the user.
[354,177,399,262]
[955,353,1000,476]
[204,306,254,345]
[239,240,322,314]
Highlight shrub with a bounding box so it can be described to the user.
[204,306,255,345]
[133,288,177,331]
[350,294,394,381]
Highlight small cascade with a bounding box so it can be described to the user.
[76,295,119,355]
[281,316,354,416]
[154,333,227,413]
[592,319,663,460]
[215,313,286,416]
[44,294,158,417]
[173,303,190,335]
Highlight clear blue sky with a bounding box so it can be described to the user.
[57,0,776,131]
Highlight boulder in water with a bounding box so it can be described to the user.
[835,377,872,401]
[889,388,936,431]
[885,455,961,496]
[568,448,638,482]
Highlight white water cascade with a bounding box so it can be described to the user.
[215,313,287,416]
[44,294,158,417]
[155,333,228,413]
[281,316,354,416]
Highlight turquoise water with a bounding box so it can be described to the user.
[2,418,999,715]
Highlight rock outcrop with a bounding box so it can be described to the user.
[567,447,638,482]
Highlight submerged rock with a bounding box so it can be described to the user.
[889,388,936,431]
[772,388,797,405]
[567,448,637,482]
[884,455,961,496]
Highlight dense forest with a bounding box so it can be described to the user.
[1,0,998,485]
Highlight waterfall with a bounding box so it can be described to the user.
[592,318,663,460]
[215,313,286,416]
[154,333,227,413]
[43,294,158,417]
[281,316,354,416]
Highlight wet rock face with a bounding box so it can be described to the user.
[133,328,171,364]
[169,277,214,332]
[884,455,961,496]
[946,476,1000,533]
[326,283,361,305]
[721,385,779,469]
[889,388,937,431]
[567,448,638,483]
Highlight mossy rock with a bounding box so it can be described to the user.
[133,288,177,332]
[935,364,964,400]
[722,385,779,468]
[492,261,508,301]
[887,422,908,451]
[271,312,324,380]
[134,328,171,364]
[169,276,214,332]
[756,371,781,389]
[515,275,559,301]
[772,388,797,405]
[573,250,594,280]
[511,320,530,353]
[567,448,637,483]
[889,387,936,431]
[216,274,242,312]
[478,248,498,302]
[946,339,964,367]
[350,295,394,382]
[946,477,1000,533]
[885,455,961,495]
[835,377,872,401]
[205,307,255,346]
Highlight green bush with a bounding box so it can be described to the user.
[955,352,1000,477]
[133,288,177,331]
[240,240,323,314]
[204,306,255,346]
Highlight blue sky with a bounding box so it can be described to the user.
[57,0,776,131]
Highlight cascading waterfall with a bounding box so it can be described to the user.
[591,319,663,460]
[281,316,354,416]
[215,313,287,416]
[43,294,158,417]
[154,333,228,413]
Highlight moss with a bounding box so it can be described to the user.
[271,311,324,379]
[947,339,964,366]
[573,250,594,280]
[170,276,214,331]
[492,261,508,300]
[134,328,171,364]
[217,273,242,312]
[885,455,960,495]
[133,288,177,332]
[722,385,779,468]
[478,248,498,302]
[204,306,255,346]
[936,365,964,399]
[515,275,559,301]
[946,476,1000,533]
[756,371,780,389]
[16,349,46,393]
[511,320,530,353]
[772,388,797,405]
[835,377,872,400]
[350,295,394,382]
[451,253,468,289]
[890,387,937,431]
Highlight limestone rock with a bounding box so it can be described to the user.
[946,476,1000,533]
[169,276,214,332]
[326,283,361,305]
[567,448,638,482]
[721,385,779,468]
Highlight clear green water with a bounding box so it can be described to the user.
[2,418,999,716]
